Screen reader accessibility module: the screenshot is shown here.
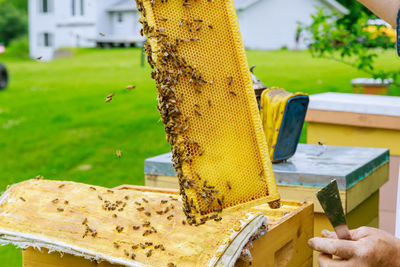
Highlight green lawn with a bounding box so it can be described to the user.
[0,48,399,265]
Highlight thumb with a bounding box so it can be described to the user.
[308,237,355,259]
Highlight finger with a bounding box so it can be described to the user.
[321,229,337,239]
[350,226,377,240]
[308,237,355,259]
[318,253,352,267]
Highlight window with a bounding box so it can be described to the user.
[71,0,76,16]
[39,32,53,47]
[117,12,123,23]
[39,0,52,13]
[80,0,85,15]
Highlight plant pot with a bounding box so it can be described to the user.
[351,78,393,95]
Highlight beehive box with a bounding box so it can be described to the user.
[0,179,313,267]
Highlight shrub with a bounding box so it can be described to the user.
[0,1,27,46]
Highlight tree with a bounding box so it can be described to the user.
[0,1,27,46]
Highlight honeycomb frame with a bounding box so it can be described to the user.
[135,0,280,224]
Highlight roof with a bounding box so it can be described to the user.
[106,0,137,12]
[235,0,349,14]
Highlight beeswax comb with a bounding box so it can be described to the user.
[135,0,280,224]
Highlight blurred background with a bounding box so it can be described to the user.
[0,0,399,265]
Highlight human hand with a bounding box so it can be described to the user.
[308,226,400,267]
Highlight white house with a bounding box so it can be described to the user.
[28,0,144,60]
[28,0,347,60]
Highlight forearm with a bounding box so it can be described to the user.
[357,0,400,27]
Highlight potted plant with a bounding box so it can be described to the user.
[299,9,398,95]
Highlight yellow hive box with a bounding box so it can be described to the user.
[0,180,313,267]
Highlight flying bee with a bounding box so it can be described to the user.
[20,197,26,202]
[159,17,167,22]
[227,181,232,189]
[36,56,43,60]
[105,97,113,103]
[116,150,122,158]
[229,90,237,96]
[99,32,105,37]
[126,85,136,90]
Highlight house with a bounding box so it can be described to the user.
[28,0,144,60]
[28,0,347,60]
[236,0,348,49]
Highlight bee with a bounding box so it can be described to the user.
[82,218,88,225]
[214,217,222,222]
[156,210,163,215]
[144,211,151,217]
[142,230,152,236]
[116,225,124,233]
[227,76,233,85]
[142,198,149,203]
[107,189,114,194]
[179,19,184,27]
[132,244,139,249]
[150,0,155,5]
[124,250,129,257]
[105,97,113,103]
[145,242,153,246]
[57,208,64,212]
[139,243,146,249]
[33,175,43,180]
[114,242,120,249]
[167,263,177,267]
[199,150,205,156]
[64,200,69,205]
[208,99,212,107]
[89,186,96,191]
[161,200,168,204]
[112,214,117,218]
[183,3,191,7]
[99,32,105,37]
[126,85,136,90]
[124,195,129,200]
[210,214,218,220]
[318,141,324,146]
[36,56,43,60]
[98,195,103,201]
[116,150,122,158]
[137,207,145,211]
[188,23,193,32]
[194,103,200,108]
[52,198,59,204]
[59,184,65,189]
[229,90,237,96]
[134,201,141,206]
[196,24,202,31]
[167,214,174,220]
[130,253,136,260]
[227,181,232,190]
[143,221,151,227]
[195,110,202,116]
[190,37,199,42]
[91,230,97,237]
[19,197,26,202]
[208,25,213,29]
[182,220,186,225]
[132,225,140,230]
[146,249,153,257]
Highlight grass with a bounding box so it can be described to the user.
[0,48,399,265]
